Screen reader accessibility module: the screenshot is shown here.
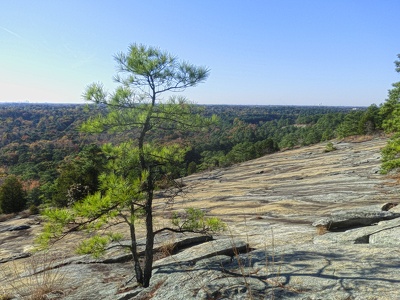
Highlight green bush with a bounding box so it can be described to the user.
[187,161,197,175]
[324,142,337,153]
[172,208,226,232]
[29,204,40,215]
[0,176,26,214]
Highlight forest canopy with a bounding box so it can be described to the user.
[0,100,382,212]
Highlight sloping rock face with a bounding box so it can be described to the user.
[2,137,400,299]
[129,242,400,300]
[171,138,400,250]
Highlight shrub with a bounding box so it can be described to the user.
[172,208,226,232]
[187,161,197,175]
[0,176,26,214]
[29,204,40,215]
[324,142,337,153]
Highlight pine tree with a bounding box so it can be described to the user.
[38,44,222,287]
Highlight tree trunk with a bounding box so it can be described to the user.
[129,203,144,285]
[142,171,155,287]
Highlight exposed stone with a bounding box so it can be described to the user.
[100,233,213,264]
[389,203,400,213]
[132,242,400,300]
[3,137,400,299]
[9,225,31,231]
[314,214,400,245]
[370,226,400,245]
[312,211,400,230]
[0,252,31,264]
[29,233,214,272]
[0,224,31,233]
[153,239,248,269]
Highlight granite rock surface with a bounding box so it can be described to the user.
[2,137,400,299]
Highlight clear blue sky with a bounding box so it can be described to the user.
[1,0,399,106]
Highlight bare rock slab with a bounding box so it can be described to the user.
[312,210,400,230]
[134,242,400,300]
[153,238,248,269]
[314,215,400,245]
[370,226,400,245]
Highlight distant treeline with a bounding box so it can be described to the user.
[0,102,387,210]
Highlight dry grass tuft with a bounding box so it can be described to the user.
[136,279,166,300]
[19,209,34,219]
[386,173,400,185]
[315,225,328,235]
[342,135,374,143]
[0,291,13,300]
[159,239,177,258]
[1,252,66,300]
[0,213,16,222]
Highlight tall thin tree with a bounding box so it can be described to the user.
[39,44,222,287]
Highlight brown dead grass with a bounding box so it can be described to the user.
[0,213,16,222]
[341,135,375,143]
[386,173,400,185]
[159,237,177,258]
[315,225,328,235]
[135,279,166,300]
[1,252,66,300]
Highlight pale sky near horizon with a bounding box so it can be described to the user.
[0,1,399,106]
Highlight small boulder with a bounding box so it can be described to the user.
[0,252,31,264]
[313,210,400,231]
[314,217,400,245]
[369,226,400,245]
[0,224,31,233]
[9,225,31,231]
[154,239,248,269]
